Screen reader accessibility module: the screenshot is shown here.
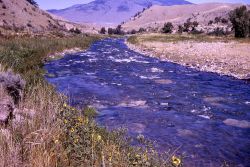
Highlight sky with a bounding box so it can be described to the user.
[36,0,250,10]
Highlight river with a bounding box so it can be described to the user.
[45,38,250,167]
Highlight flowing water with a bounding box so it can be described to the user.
[45,38,250,167]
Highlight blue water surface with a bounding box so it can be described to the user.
[45,38,250,167]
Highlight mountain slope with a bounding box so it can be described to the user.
[122,3,243,31]
[0,0,65,34]
[0,0,100,36]
[48,0,191,25]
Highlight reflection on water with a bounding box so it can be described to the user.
[45,38,250,167]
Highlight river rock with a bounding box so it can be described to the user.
[155,79,173,84]
[223,119,250,128]
[118,100,148,108]
[129,123,146,134]
[177,129,193,136]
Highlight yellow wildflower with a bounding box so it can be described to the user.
[172,156,181,166]
[96,134,102,141]
[63,103,67,108]
[74,138,79,144]
[64,119,68,124]
[135,154,140,158]
[84,117,89,125]
[70,128,75,133]
[77,117,84,124]
[54,139,59,144]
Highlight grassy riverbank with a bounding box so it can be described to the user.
[0,35,174,166]
[127,33,250,80]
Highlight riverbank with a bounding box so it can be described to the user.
[0,35,172,166]
[127,34,250,80]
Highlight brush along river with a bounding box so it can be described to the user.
[45,38,250,166]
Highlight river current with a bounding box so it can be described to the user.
[45,38,250,166]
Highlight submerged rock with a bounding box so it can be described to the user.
[155,79,173,84]
[129,123,146,134]
[118,100,148,108]
[177,129,193,136]
[223,119,250,128]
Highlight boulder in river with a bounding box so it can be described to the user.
[129,123,146,134]
[118,100,148,108]
[155,79,173,85]
[223,119,250,128]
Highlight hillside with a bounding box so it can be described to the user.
[48,0,191,25]
[0,0,65,35]
[0,0,99,36]
[122,3,243,32]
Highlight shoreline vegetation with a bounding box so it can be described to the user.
[0,35,176,166]
[127,33,250,80]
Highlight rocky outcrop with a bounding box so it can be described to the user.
[0,86,14,126]
[0,70,25,126]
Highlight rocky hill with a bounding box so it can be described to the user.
[0,0,98,36]
[48,0,191,25]
[122,3,244,32]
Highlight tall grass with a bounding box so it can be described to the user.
[0,35,175,166]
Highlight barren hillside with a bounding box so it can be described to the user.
[48,0,191,25]
[0,0,98,36]
[122,3,244,32]
[0,0,65,34]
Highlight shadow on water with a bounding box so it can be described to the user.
[45,38,250,167]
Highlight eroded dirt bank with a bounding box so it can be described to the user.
[127,34,250,80]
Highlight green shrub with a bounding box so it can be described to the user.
[108,28,114,35]
[162,22,173,33]
[26,0,38,7]
[100,27,106,34]
[178,25,184,34]
[229,5,250,38]
[69,28,82,34]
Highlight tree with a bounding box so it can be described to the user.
[26,0,38,7]
[131,29,137,34]
[208,20,213,25]
[214,17,221,23]
[69,28,81,34]
[100,27,106,34]
[193,21,199,27]
[108,28,113,35]
[229,6,250,38]
[162,22,173,33]
[114,25,124,35]
[221,18,228,24]
[183,21,192,32]
[178,25,184,34]
[138,28,146,33]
